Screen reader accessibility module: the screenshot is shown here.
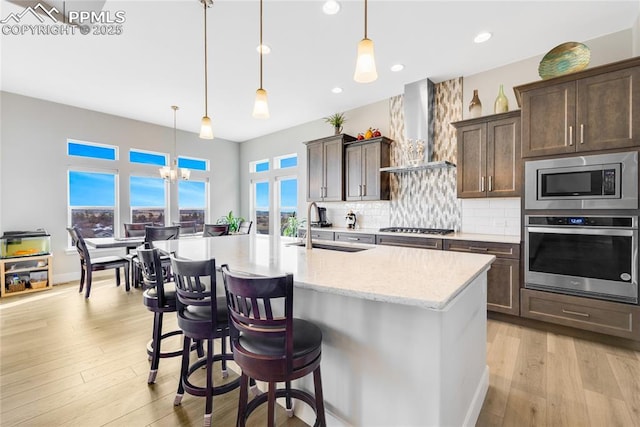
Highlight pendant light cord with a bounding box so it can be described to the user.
[364,0,367,39]
[203,0,209,116]
[259,0,263,89]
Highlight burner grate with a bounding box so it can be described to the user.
[379,227,454,235]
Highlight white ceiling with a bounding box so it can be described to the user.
[1,0,638,142]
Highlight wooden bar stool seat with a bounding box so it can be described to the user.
[221,265,326,427]
[171,256,240,427]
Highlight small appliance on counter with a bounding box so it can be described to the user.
[310,206,332,228]
[346,210,357,229]
[1,230,51,258]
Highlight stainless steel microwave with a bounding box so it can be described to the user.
[525,151,638,210]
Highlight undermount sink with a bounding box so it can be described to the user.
[289,242,369,253]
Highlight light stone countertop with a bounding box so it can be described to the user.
[302,226,521,244]
[153,234,495,310]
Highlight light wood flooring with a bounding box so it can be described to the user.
[1,278,640,426]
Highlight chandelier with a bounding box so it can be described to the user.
[159,105,190,182]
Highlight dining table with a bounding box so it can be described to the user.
[84,236,145,250]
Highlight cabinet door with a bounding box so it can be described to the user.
[487,115,521,197]
[307,141,324,201]
[456,123,487,198]
[487,258,520,315]
[323,138,344,201]
[345,145,363,201]
[577,66,640,151]
[521,82,577,157]
[361,142,381,201]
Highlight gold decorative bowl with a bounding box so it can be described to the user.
[538,42,591,80]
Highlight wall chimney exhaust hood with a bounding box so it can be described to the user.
[380,77,455,173]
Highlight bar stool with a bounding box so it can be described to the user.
[137,246,201,384]
[221,265,326,427]
[171,256,240,427]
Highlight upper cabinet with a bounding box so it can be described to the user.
[304,134,356,202]
[515,57,640,158]
[345,137,391,201]
[452,111,521,198]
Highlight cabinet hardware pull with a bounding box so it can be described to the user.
[347,237,359,241]
[480,177,485,192]
[488,176,493,192]
[580,124,584,144]
[362,184,366,196]
[562,308,590,318]
[569,125,573,146]
[469,246,489,251]
[358,184,362,196]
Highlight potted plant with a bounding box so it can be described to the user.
[216,211,245,233]
[324,112,346,135]
[282,214,306,238]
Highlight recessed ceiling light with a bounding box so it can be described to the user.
[331,87,343,94]
[256,44,271,54]
[390,64,404,72]
[473,32,492,43]
[323,0,340,15]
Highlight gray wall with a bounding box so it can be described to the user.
[635,10,640,56]
[0,91,240,282]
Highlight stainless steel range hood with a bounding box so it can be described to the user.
[380,78,455,173]
[404,78,435,162]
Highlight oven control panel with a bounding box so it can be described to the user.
[527,216,636,228]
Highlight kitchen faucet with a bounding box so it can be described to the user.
[306,201,317,250]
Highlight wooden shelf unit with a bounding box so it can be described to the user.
[0,254,53,297]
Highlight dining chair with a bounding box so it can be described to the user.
[203,223,230,237]
[172,221,197,234]
[66,227,130,298]
[171,256,240,426]
[124,222,153,238]
[221,265,326,427]
[237,220,253,234]
[131,225,181,288]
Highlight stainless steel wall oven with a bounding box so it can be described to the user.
[525,215,638,304]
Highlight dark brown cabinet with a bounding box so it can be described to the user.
[515,58,640,158]
[444,239,520,316]
[305,134,355,201]
[376,234,443,250]
[345,137,391,201]
[521,288,640,340]
[452,111,521,198]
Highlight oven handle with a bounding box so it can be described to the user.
[527,227,636,237]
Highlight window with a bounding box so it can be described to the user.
[254,181,270,234]
[278,177,298,235]
[178,157,208,171]
[130,176,166,225]
[179,180,207,232]
[69,170,117,237]
[68,140,117,160]
[130,149,167,166]
[251,159,269,173]
[276,154,298,169]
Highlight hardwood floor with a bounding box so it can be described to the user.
[2,278,640,426]
[478,316,640,426]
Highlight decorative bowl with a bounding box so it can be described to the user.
[538,42,591,80]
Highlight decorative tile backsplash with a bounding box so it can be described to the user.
[389,78,463,230]
[317,76,521,237]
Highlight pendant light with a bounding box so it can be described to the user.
[160,106,191,182]
[353,0,378,83]
[199,0,214,139]
[252,0,269,119]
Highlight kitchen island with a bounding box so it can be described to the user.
[153,234,495,426]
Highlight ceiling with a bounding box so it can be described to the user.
[1,0,638,142]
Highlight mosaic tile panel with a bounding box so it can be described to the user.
[389,78,463,229]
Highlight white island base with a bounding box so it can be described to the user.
[293,273,488,427]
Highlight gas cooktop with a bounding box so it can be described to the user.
[379,227,455,235]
